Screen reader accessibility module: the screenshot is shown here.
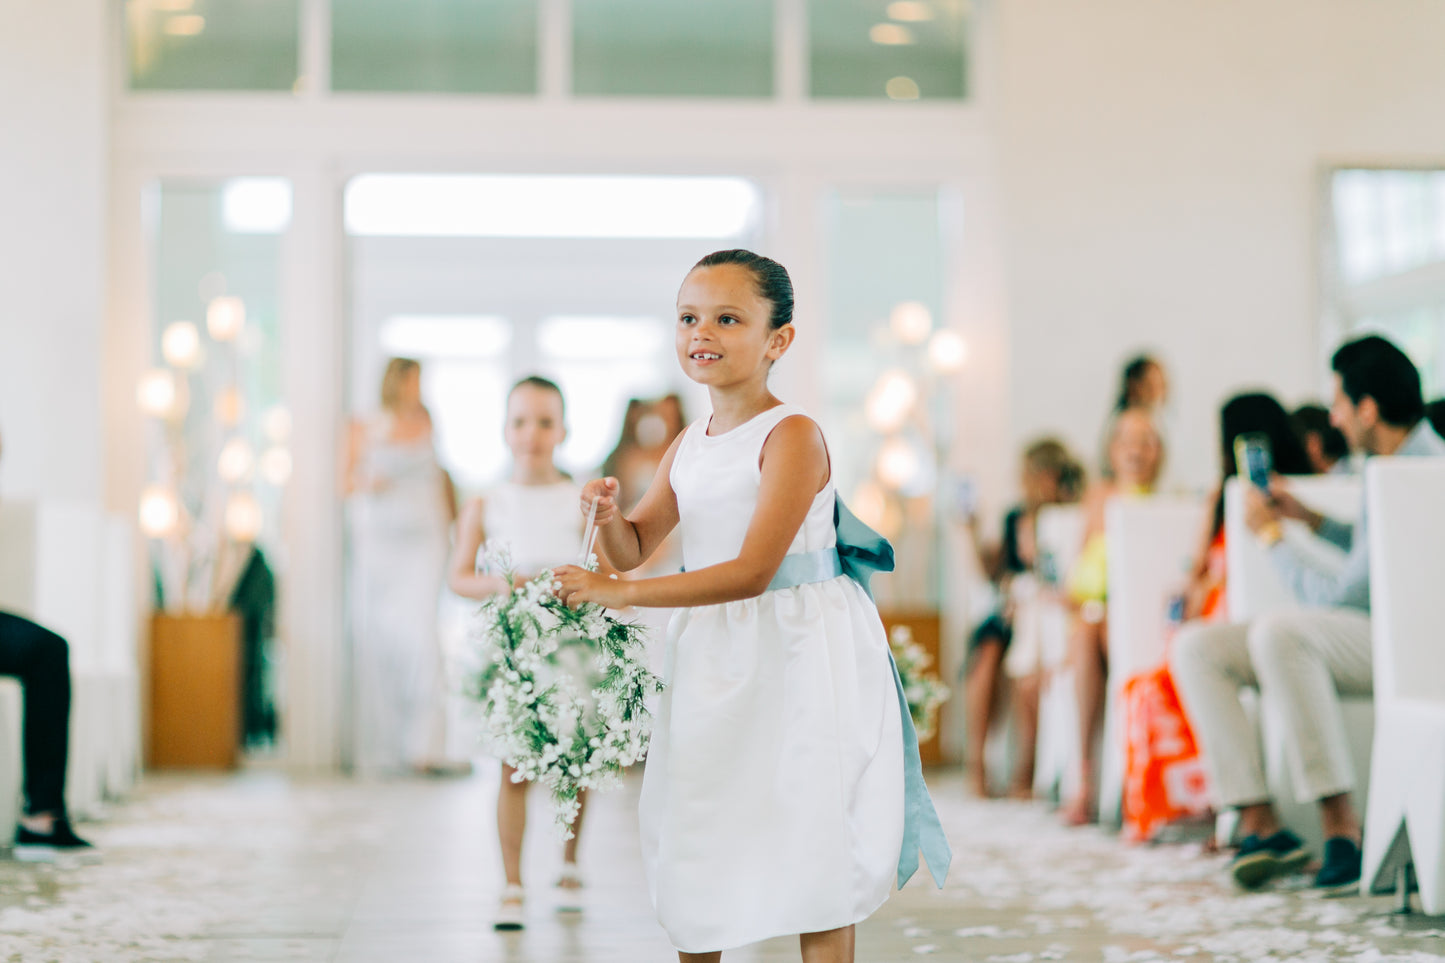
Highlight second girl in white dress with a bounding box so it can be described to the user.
[448,376,590,931]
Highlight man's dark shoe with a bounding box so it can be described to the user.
[1313,836,1362,897]
[1231,829,1312,889]
[14,818,95,861]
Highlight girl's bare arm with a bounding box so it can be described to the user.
[587,434,685,572]
[447,498,512,599]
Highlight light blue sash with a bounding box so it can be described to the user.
[768,499,952,890]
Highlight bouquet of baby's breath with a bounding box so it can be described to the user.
[889,625,951,742]
[465,547,662,835]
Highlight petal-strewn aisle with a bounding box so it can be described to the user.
[1,768,1442,962]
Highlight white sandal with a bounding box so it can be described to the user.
[555,863,584,912]
[494,883,525,931]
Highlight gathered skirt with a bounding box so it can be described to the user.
[638,575,904,953]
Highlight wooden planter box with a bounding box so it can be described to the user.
[148,612,241,770]
[879,609,944,767]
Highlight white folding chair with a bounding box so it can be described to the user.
[1098,494,1208,827]
[1032,505,1086,801]
[1363,457,1445,914]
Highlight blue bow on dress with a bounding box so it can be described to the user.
[768,498,953,890]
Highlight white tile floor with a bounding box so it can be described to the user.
[1,766,1443,962]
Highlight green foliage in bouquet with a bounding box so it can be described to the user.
[465,549,663,836]
[888,625,951,743]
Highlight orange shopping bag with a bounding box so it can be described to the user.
[1121,660,1211,842]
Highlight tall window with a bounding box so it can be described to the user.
[331,0,538,93]
[1326,168,1445,397]
[126,0,301,90]
[809,0,968,100]
[572,0,774,97]
[124,0,971,101]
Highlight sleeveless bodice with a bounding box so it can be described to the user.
[669,404,835,574]
[480,480,584,576]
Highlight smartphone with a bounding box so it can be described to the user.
[1234,433,1273,490]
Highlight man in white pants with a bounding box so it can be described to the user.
[1172,335,1445,895]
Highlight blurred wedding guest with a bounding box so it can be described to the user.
[601,399,645,504]
[1427,398,1445,438]
[344,358,460,776]
[600,394,686,581]
[600,394,687,514]
[1182,394,1314,623]
[1100,354,1169,476]
[1291,403,1351,475]
[963,439,1084,798]
[0,432,92,856]
[1172,336,1445,896]
[1064,407,1164,824]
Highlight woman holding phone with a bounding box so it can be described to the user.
[1182,393,1312,623]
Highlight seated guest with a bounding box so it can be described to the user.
[0,433,93,856]
[1063,407,1164,824]
[1183,393,1314,622]
[1098,354,1169,478]
[1,615,91,855]
[963,438,1084,798]
[1291,403,1351,475]
[1171,336,1445,894]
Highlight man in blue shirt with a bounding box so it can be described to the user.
[1172,335,1445,895]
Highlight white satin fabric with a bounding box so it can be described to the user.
[350,423,451,774]
[640,404,904,953]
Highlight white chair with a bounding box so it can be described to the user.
[1032,504,1086,801]
[0,679,20,834]
[1221,476,1373,855]
[1098,494,1208,827]
[97,515,141,801]
[0,500,106,663]
[1362,457,1445,914]
[0,500,140,825]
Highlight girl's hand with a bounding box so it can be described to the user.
[553,564,630,610]
[581,477,622,525]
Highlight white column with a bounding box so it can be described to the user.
[775,0,808,102]
[278,166,347,771]
[298,0,332,98]
[771,171,823,413]
[538,0,573,100]
[0,0,110,501]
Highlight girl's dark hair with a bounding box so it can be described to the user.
[1115,354,1160,411]
[509,375,565,415]
[1209,391,1313,535]
[692,249,794,329]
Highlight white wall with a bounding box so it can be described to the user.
[995,0,1445,490]
[0,0,109,501]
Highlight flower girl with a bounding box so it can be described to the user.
[554,250,949,962]
[448,376,590,931]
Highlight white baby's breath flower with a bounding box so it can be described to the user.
[461,567,663,835]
